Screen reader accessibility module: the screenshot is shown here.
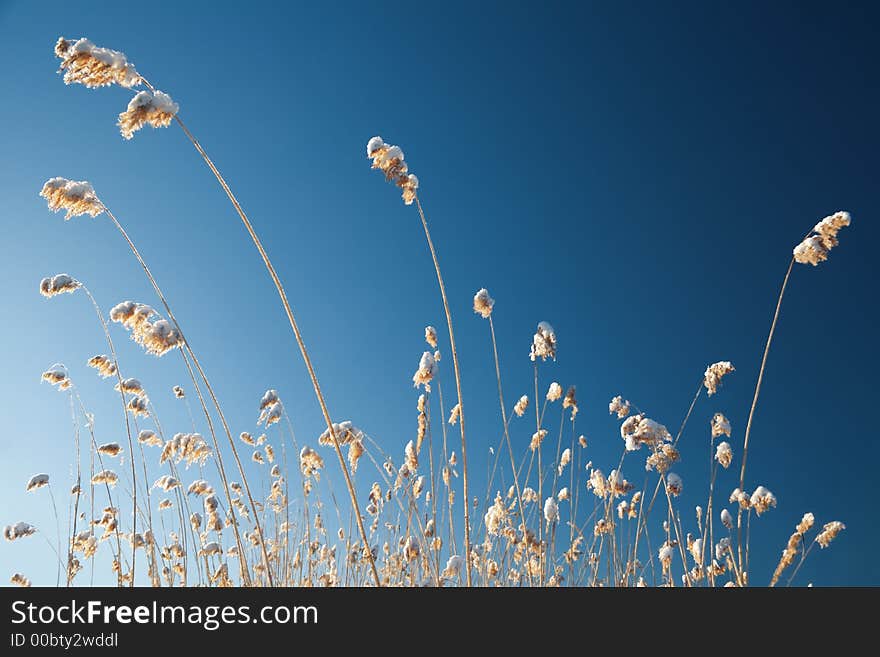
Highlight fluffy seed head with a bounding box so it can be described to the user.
[609,395,631,419]
[10,573,31,587]
[703,361,735,396]
[544,497,559,524]
[54,37,140,88]
[87,355,117,378]
[720,508,733,529]
[412,351,438,391]
[794,211,851,266]
[4,522,36,542]
[546,382,563,402]
[40,273,81,298]
[473,288,495,318]
[118,90,179,140]
[300,446,325,478]
[26,474,50,492]
[424,326,438,348]
[97,442,122,457]
[715,441,733,469]
[750,486,777,515]
[711,413,731,439]
[666,473,683,497]
[530,321,557,361]
[41,364,71,391]
[366,136,419,205]
[513,395,529,417]
[40,178,103,220]
[110,301,182,357]
[816,521,845,548]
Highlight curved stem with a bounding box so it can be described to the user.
[488,316,529,586]
[414,196,472,586]
[100,206,259,585]
[156,110,379,587]
[81,285,139,586]
[736,257,795,576]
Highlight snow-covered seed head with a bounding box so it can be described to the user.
[658,543,675,569]
[39,273,81,298]
[137,430,162,447]
[797,512,815,535]
[513,395,529,417]
[109,301,182,357]
[530,429,547,451]
[97,442,122,457]
[115,378,145,397]
[26,474,50,493]
[530,321,557,361]
[54,37,140,88]
[720,508,733,529]
[424,325,438,348]
[609,395,631,419]
[557,448,571,476]
[41,364,71,391]
[152,475,179,492]
[412,351,438,391]
[730,487,750,509]
[816,521,845,548]
[10,573,31,587]
[794,211,851,266]
[87,355,117,379]
[543,497,559,524]
[473,288,495,318]
[118,90,179,140]
[442,554,463,579]
[715,441,733,469]
[711,413,731,439]
[257,390,284,427]
[173,385,185,398]
[40,178,103,220]
[749,486,777,515]
[621,414,672,452]
[366,136,419,205]
[448,403,461,426]
[187,480,214,496]
[4,522,36,542]
[666,473,683,497]
[300,446,325,478]
[546,382,563,402]
[563,387,578,418]
[703,361,735,396]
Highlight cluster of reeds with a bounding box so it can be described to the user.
[2,37,852,587]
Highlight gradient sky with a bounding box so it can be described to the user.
[0,0,877,586]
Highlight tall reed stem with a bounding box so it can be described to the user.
[414,197,472,586]
[81,285,138,585]
[150,102,380,587]
[100,205,260,585]
[736,257,795,576]
[487,316,528,583]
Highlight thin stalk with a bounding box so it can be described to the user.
[81,285,138,585]
[487,315,528,585]
[414,196,472,586]
[100,205,255,585]
[156,105,379,587]
[736,257,795,576]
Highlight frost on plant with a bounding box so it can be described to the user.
[55,37,140,88]
[794,211,851,266]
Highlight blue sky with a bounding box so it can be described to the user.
[0,0,877,585]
